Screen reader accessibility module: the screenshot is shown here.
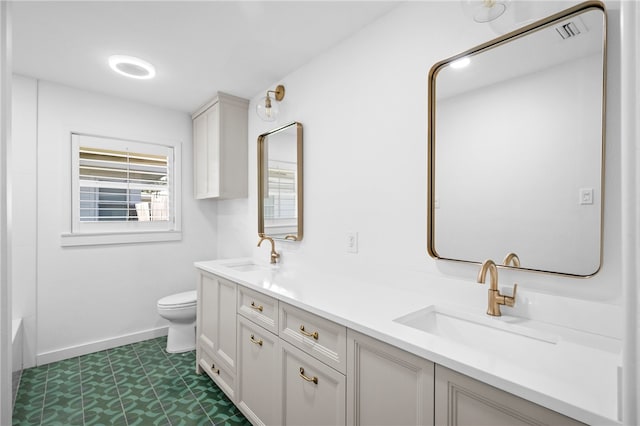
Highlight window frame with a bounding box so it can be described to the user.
[61,133,182,246]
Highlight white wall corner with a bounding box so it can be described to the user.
[0,2,12,424]
[620,1,639,424]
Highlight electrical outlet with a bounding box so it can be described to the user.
[579,188,594,205]
[345,232,358,254]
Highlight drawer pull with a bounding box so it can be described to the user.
[250,301,264,312]
[211,363,220,375]
[299,367,318,384]
[250,334,263,346]
[299,325,319,340]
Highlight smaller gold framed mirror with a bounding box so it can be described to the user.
[257,122,303,241]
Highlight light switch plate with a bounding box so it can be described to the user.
[345,232,358,253]
[579,188,594,205]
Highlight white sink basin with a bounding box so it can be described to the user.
[394,305,559,357]
[224,261,270,273]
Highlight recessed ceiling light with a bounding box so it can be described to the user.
[108,55,156,80]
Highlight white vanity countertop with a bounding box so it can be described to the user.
[194,258,622,425]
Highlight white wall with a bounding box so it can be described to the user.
[12,77,219,365]
[11,75,37,368]
[217,1,622,303]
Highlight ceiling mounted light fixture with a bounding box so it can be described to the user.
[462,0,508,23]
[108,55,156,80]
[256,85,285,122]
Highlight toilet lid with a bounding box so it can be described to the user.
[158,290,197,308]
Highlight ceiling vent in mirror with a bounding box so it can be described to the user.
[555,17,588,40]
[556,22,581,39]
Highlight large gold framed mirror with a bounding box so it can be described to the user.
[427,1,606,277]
[258,122,303,241]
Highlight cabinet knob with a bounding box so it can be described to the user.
[299,367,318,384]
[250,301,264,312]
[299,325,319,340]
[211,363,220,375]
[250,334,263,346]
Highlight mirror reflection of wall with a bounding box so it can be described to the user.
[428,3,606,277]
[258,122,303,241]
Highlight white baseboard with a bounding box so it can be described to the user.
[36,326,169,366]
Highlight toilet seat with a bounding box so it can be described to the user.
[157,290,196,309]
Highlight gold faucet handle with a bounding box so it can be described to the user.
[502,283,518,307]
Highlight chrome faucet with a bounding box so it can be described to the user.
[477,259,517,316]
[257,234,280,264]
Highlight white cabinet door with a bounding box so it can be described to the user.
[236,316,281,426]
[434,366,584,426]
[347,330,434,426]
[198,342,236,401]
[193,103,219,199]
[196,271,237,400]
[281,340,346,426]
[192,92,248,199]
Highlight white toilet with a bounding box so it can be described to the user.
[157,290,197,353]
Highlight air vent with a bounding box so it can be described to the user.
[555,21,582,40]
[556,17,589,40]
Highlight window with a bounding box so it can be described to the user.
[265,166,296,220]
[263,160,298,236]
[78,146,169,223]
[64,134,181,245]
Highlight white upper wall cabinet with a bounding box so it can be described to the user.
[192,92,249,199]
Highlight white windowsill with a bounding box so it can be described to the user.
[60,230,182,247]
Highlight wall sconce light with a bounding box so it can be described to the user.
[462,0,508,23]
[256,85,285,122]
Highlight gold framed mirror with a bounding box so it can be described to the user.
[258,122,303,241]
[427,1,606,277]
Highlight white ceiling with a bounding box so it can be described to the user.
[12,1,400,113]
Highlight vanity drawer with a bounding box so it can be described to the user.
[281,340,346,426]
[279,302,347,374]
[199,345,236,402]
[237,286,278,334]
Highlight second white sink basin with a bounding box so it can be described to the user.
[224,261,270,273]
[394,305,559,356]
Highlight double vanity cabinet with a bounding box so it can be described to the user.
[195,264,586,426]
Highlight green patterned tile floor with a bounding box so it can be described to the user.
[12,336,251,426]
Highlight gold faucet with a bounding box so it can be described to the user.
[477,259,517,316]
[257,234,280,264]
[502,252,520,267]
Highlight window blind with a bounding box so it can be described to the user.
[78,147,169,222]
[265,168,296,220]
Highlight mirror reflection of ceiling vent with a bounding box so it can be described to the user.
[556,22,580,39]
[556,18,587,40]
